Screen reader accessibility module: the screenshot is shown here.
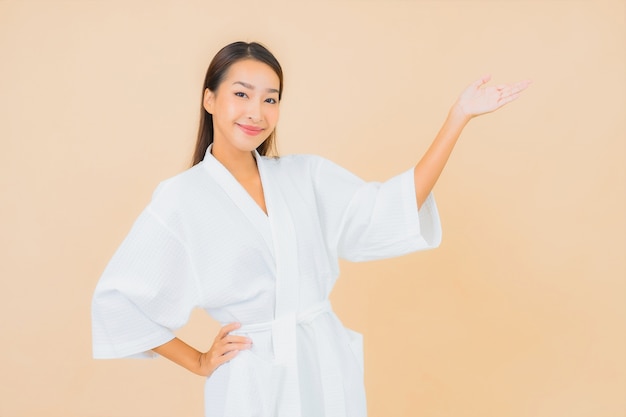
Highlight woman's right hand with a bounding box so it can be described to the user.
[198,322,252,377]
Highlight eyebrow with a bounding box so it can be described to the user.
[233,81,279,95]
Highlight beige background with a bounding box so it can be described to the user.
[1,0,625,416]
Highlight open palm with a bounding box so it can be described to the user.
[456,75,531,117]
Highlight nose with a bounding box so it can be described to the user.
[247,101,262,123]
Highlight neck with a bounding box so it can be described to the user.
[211,142,258,180]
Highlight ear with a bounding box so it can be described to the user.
[203,88,215,114]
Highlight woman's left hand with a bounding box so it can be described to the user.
[454,75,531,119]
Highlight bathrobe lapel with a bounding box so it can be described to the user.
[202,146,274,258]
[256,153,303,416]
[203,147,303,416]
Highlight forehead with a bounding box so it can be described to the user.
[222,59,280,91]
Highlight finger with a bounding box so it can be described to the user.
[503,80,531,94]
[226,342,253,352]
[216,322,241,340]
[515,80,532,93]
[214,336,253,352]
[210,340,250,360]
[509,81,531,94]
[214,342,252,355]
[214,341,251,358]
[500,84,529,100]
[469,74,491,89]
[214,349,240,367]
[223,335,253,345]
[495,80,529,96]
[497,91,524,106]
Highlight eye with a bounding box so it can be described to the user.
[234,92,247,98]
[265,98,278,104]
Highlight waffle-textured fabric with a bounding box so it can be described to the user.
[92,147,442,417]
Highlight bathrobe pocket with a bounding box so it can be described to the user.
[223,350,282,417]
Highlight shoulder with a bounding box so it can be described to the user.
[147,164,208,212]
[155,163,204,192]
[263,154,362,185]
[260,153,332,176]
[262,154,363,194]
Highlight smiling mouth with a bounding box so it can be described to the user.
[237,124,264,136]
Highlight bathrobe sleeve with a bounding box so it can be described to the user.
[92,204,199,359]
[312,157,442,262]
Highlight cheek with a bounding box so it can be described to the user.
[214,96,241,119]
[225,100,243,118]
[267,107,280,125]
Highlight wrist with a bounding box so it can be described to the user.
[448,102,473,126]
[196,351,213,377]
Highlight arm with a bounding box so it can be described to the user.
[152,323,251,377]
[414,75,531,208]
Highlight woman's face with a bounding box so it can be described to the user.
[204,59,280,156]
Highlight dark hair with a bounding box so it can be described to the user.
[191,41,284,166]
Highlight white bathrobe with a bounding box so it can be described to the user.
[92,146,442,417]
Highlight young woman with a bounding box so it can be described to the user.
[92,41,529,417]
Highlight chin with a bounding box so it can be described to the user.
[237,138,269,153]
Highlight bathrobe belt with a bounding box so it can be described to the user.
[234,300,331,333]
[225,300,347,417]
